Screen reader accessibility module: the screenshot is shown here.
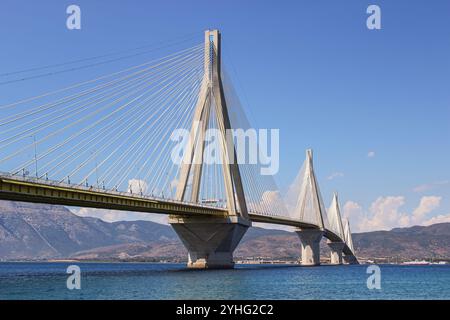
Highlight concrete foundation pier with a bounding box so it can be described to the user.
[169,215,250,269]
[327,241,345,265]
[296,228,323,266]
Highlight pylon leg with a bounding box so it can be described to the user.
[343,255,359,265]
[327,241,345,265]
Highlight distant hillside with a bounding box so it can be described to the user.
[1,200,449,261]
[0,201,177,260]
[352,224,450,261]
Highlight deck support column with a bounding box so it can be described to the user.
[343,255,359,265]
[169,215,250,269]
[296,228,323,266]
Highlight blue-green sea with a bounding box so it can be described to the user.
[0,262,449,300]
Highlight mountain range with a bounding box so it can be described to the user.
[1,200,449,262]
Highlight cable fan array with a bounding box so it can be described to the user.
[0,38,295,218]
[0,44,206,201]
[221,69,288,217]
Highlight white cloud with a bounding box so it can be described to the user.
[342,201,365,230]
[170,178,179,190]
[127,179,148,194]
[411,196,441,224]
[364,196,408,231]
[250,190,286,216]
[422,214,450,226]
[327,172,344,180]
[367,151,375,158]
[343,195,448,232]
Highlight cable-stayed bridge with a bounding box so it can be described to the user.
[0,30,357,268]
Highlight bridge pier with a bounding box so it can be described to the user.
[327,241,345,265]
[169,215,250,269]
[296,229,323,266]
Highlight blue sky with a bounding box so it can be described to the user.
[0,0,449,231]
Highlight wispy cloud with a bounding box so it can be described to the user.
[367,151,375,158]
[327,172,344,180]
[71,207,169,225]
[413,180,449,193]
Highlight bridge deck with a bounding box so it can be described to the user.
[0,174,355,256]
[0,174,228,217]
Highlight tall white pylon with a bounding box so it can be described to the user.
[294,149,329,266]
[343,219,355,253]
[170,30,250,269]
[175,29,248,220]
[295,149,329,229]
[326,192,346,265]
[327,192,345,239]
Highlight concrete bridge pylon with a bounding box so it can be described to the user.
[170,29,250,269]
[294,150,328,266]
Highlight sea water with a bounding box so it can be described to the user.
[0,262,449,300]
